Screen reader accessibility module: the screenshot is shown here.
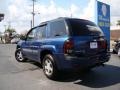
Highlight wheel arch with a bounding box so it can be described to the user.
[16,45,21,49]
[40,49,53,64]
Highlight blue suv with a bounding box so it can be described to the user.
[15,17,110,79]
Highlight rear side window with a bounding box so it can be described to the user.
[35,25,46,39]
[67,19,104,36]
[49,20,67,37]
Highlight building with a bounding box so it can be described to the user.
[110,27,120,40]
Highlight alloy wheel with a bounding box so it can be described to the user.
[44,58,53,76]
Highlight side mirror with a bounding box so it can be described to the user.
[20,36,26,40]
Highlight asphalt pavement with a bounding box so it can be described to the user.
[0,44,120,90]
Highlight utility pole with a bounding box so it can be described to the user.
[4,25,7,32]
[32,0,35,28]
[8,21,11,29]
[70,0,73,18]
[71,13,72,18]
[30,20,32,29]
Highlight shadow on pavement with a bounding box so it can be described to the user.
[25,60,120,88]
[57,65,120,88]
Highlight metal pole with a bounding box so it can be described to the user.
[8,21,11,29]
[32,0,35,27]
[71,13,72,18]
[4,25,7,31]
[31,20,32,29]
[70,0,72,18]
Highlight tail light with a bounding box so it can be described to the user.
[63,39,74,54]
[99,40,107,49]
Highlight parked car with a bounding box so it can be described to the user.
[113,39,120,56]
[11,37,20,44]
[15,17,110,79]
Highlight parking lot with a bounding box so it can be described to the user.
[0,44,120,90]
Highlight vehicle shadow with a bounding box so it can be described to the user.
[19,61,42,71]
[58,65,120,88]
[24,60,42,68]
[26,61,120,88]
[30,61,42,68]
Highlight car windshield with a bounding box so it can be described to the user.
[67,19,104,36]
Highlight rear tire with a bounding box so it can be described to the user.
[118,48,120,57]
[15,49,26,62]
[113,49,117,54]
[42,54,58,80]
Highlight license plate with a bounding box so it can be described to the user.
[90,42,98,49]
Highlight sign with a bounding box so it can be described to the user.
[96,1,110,48]
[0,14,4,21]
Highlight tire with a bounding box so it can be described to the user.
[118,48,120,57]
[15,49,26,62]
[42,54,58,80]
[113,49,117,54]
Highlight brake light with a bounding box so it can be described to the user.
[63,39,74,54]
[99,40,107,49]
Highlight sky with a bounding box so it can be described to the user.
[0,0,120,33]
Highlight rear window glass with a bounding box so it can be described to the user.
[67,19,104,36]
[49,20,67,37]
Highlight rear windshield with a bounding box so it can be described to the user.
[67,19,104,36]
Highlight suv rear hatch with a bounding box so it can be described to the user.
[66,19,107,57]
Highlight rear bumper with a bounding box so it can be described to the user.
[54,52,110,71]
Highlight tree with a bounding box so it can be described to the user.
[116,20,120,26]
[4,27,16,43]
[0,31,4,43]
[0,31,2,37]
[0,31,2,43]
